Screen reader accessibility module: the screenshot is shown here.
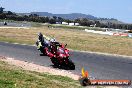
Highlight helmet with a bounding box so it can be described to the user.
[38,32,43,37]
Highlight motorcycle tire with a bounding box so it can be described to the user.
[51,58,60,67]
[68,60,75,70]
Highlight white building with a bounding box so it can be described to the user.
[62,22,68,25]
[69,23,80,26]
[69,23,75,26]
[56,22,61,24]
[75,23,79,26]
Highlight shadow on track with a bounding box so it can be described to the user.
[50,65,75,70]
[39,54,47,56]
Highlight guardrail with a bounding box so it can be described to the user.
[85,29,132,38]
[85,29,113,35]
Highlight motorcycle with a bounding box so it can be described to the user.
[36,33,75,70]
[48,42,75,70]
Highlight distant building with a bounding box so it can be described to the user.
[69,23,80,26]
[90,24,96,27]
[69,23,75,26]
[56,22,62,24]
[62,22,68,25]
[60,22,79,26]
[75,23,80,26]
[0,7,4,13]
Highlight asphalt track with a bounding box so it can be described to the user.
[0,22,31,27]
[0,42,132,82]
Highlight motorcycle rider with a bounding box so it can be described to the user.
[37,32,51,49]
[36,32,44,49]
[37,32,59,56]
[38,33,44,43]
[37,32,65,56]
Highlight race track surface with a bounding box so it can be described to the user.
[0,22,31,27]
[0,42,132,81]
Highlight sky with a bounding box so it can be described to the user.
[0,0,132,23]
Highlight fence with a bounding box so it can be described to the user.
[85,29,132,38]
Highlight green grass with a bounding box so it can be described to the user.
[30,22,44,27]
[0,61,81,88]
[0,37,33,45]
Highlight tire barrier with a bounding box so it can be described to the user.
[113,33,120,36]
[113,33,128,37]
[120,33,128,37]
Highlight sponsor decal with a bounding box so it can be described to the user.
[79,67,131,86]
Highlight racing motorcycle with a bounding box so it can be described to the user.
[36,33,75,70]
[48,42,75,70]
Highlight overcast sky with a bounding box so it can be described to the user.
[0,0,132,23]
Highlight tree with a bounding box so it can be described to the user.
[7,11,13,15]
[0,7,4,14]
[74,18,80,23]
[29,14,39,17]
[53,16,57,20]
[49,18,56,24]
[64,19,72,23]
[58,17,64,22]
[45,17,49,22]
[95,21,101,27]
[0,13,6,19]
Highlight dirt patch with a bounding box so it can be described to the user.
[0,56,79,80]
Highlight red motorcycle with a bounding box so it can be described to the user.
[47,42,75,70]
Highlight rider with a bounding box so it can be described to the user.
[37,32,44,49]
[37,32,61,57]
[37,32,50,48]
[38,33,44,43]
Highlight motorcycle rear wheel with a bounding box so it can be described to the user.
[68,60,75,70]
[51,58,60,67]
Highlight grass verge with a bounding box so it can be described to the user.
[0,26,132,56]
[0,60,81,88]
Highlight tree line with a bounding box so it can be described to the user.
[0,8,132,30]
[74,18,132,30]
